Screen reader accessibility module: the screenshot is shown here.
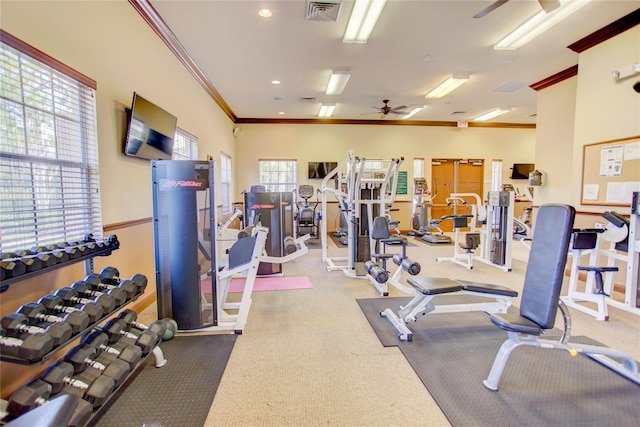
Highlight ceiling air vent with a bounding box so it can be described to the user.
[449,111,467,115]
[306,1,342,21]
[299,97,318,103]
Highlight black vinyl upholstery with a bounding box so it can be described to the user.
[371,216,391,240]
[517,204,576,330]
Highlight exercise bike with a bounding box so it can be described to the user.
[408,177,451,244]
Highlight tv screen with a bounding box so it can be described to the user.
[510,163,535,180]
[124,92,177,160]
[308,162,337,179]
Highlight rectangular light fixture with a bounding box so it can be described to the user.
[325,69,351,95]
[473,108,511,122]
[402,107,423,119]
[425,74,470,98]
[343,0,387,43]
[318,103,336,118]
[494,0,590,51]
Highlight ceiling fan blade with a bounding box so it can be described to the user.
[391,105,408,112]
[538,0,560,13]
[473,0,509,19]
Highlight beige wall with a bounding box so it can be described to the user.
[572,26,640,215]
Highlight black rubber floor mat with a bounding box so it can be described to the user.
[92,334,236,427]
[358,299,640,426]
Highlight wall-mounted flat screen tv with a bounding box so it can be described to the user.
[124,92,177,160]
[510,163,535,180]
[308,162,338,179]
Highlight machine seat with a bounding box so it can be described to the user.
[406,277,462,295]
[456,280,518,297]
[489,313,543,336]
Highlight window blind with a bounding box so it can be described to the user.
[0,40,102,252]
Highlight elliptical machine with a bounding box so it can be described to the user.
[295,184,319,238]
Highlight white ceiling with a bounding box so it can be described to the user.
[148,0,639,124]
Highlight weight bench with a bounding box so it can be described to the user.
[380,276,517,341]
[482,204,640,390]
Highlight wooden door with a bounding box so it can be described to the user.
[431,159,484,232]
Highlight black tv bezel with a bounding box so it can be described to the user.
[308,161,338,179]
[510,163,535,180]
[123,92,177,161]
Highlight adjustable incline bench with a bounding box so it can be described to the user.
[482,204,640,390]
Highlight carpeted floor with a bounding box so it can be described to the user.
[357,297,640,427]
[91,334,236,427]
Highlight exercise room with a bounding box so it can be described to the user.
[1,1,639,426]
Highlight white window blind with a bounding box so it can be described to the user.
[413,158,424,178]
[220,152,232,214]
[0,37,102,252]
[259,159,296,192]
[172,128,198,160]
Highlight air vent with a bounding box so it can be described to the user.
[449,111,467,115]
[306,1,342,21]
[299,97,318,103]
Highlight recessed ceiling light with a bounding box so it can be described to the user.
[278,111,285,115]
[271,80,281,85]
[258,8,272,18]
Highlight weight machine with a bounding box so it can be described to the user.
[563,192,640,320]
[294,184,320,238]
[320,150,404,278]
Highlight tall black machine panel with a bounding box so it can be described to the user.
[244,190,293,275]
[151,160,216,330]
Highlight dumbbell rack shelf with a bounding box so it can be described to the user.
[0,294,141,365]
[1,245,119,292]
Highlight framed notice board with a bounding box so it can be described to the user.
[581,135,640,206]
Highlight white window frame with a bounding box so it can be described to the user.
[413,157,425,178]
[172,128,198,160]
[0,32,103,252]
[258,159,296,192]
[220,152,233,214]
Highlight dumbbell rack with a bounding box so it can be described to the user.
[1,243,119,293]
[1,243,167,426]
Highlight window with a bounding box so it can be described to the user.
[413,158,424,178]
[220,152,232,214]
[172,128,198,160]
[0,34,102,252]
[259,159,296,192]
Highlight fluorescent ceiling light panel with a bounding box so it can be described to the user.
[494,0,590,50]
[425,74,469,98]
[326,69,351,95]
[318,104,336,118]
[402,107,423,119]
[473,108,511,122]
[343,0,387,43]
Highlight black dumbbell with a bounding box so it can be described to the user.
[64,344,130,387]
[71,280,126,308]
[84,273,137,301]
[99,267,147,295]
[41,360,115,408]
[28,246,59,267]
[55,286,116,314]
[117,309,167,339]
[2,251,43,272]
[0,327,54,361]
[32,245,70,264]
[102,318,158,356]
[54,242,81,259]
[18,302,90,335]
[7,379,92,427]
[1,313,72,347]
[0,255,27,278]
[39,294,104,323]
[81,330,142,368]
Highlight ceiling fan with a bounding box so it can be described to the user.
[473,0,560,19]
[363,99,408,117]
